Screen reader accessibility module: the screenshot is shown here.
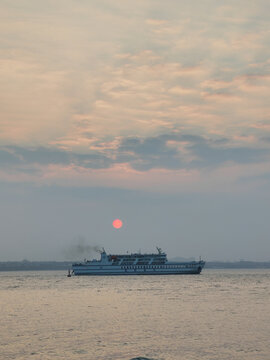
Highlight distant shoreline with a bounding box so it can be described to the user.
[0,260,269,271]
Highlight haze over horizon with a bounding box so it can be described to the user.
[1,0,270,261]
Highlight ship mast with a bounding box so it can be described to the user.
[156,246,163,254]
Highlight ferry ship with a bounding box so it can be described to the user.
[71,247,205,276]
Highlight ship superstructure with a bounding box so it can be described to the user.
[71,247,205,276]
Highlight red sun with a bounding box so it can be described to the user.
[113,219,123,229]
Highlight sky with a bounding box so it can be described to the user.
[0,0,270,261]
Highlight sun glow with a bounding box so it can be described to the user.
[112,219,123,229]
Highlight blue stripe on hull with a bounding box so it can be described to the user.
[72,270,202,275]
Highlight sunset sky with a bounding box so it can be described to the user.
[1,0,270,261]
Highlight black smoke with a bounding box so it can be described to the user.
[64,236,102,260]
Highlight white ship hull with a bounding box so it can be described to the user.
[72,262,205,276]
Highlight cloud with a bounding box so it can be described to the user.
[1,0,270,149]
[117,134,268,171]
[0,0,270,192]
[0,149,21,166]
[118,135,182,171]
[0,146,112,170]
[1,133,269,177]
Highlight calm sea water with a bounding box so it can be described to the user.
[0,269,269,360]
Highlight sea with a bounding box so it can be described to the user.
[0,269,269,360]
